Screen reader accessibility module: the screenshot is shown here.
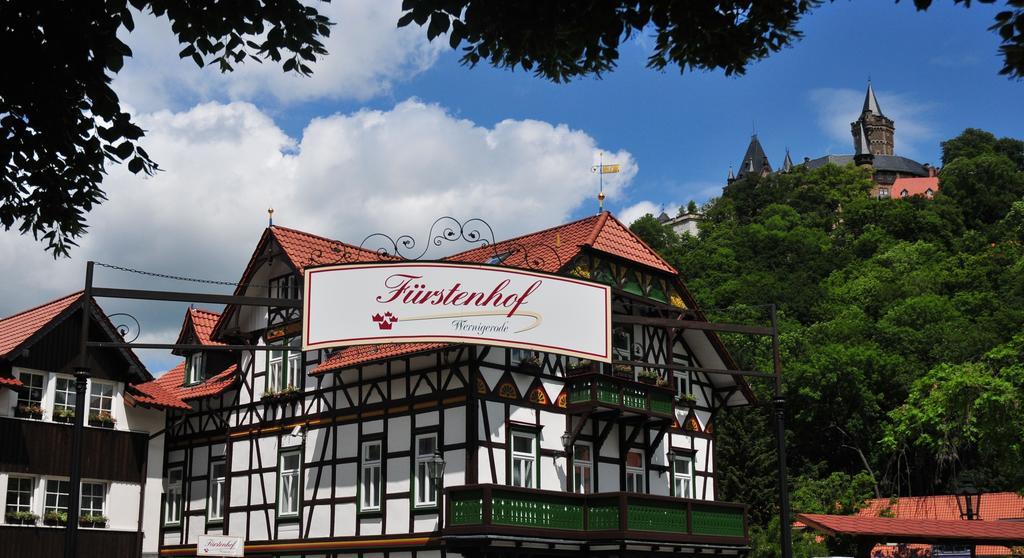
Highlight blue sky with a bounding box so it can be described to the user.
[2,0,1021,373]
[274,0,1022,216]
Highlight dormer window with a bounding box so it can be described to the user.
[270,274,301,300]
[185,352,206,386]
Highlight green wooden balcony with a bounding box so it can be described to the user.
[445,485,748,545]
[566,370,677,420]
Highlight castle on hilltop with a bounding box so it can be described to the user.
[729,82,938,199]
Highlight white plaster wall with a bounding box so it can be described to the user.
[385,498,409,534]
[334,502,357,535]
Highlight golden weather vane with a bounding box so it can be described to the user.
[590,152,621,213]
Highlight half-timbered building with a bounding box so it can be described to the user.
[146,212,754,558]
[0,292,185,558]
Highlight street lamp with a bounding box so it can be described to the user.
[428,449,446,531]
[956,481,982,558]
[956,481,982,520]
[561,431,572,455]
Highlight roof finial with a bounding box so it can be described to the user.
[268,207,274,227]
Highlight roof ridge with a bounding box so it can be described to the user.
[271,224,384,258]
[584,211,611,246]
[590,213,677,274]
[0,290,82,322]
[189,308,222,317]
[448,213,603,259]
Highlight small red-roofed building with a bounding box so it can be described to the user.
[797,493,1024,558]
[887,176,940,200]
[0,292,182,557]
[154,213,755,558]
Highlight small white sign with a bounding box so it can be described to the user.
[304,262,612,361]
[197,535,244,557]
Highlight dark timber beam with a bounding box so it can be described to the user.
[612,314,773,336]
[91,287,302,308]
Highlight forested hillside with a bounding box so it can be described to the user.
[631,128,1024,557]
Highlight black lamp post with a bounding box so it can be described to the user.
[955,481,982,520]
[428,449,446,531]
[955,481,982,558]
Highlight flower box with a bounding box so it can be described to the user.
[53,409,75,424]
[566,359,600,376]
[262,386,301,402]
[43,511,68,526]
[676,394,697,407]
[5,511,39,525]
[14,404,43,420]
[79,514,108,528]
[89,411,116,428]
[517,356,543,374]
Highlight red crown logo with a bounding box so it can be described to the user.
[371,311,398,331]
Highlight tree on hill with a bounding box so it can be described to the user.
[630,127,1024,555]
[1,0,331,256]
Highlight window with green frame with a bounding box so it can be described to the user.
[413,433,439,508]
[267,337,302,392]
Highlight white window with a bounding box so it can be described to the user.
[88,381,115,425]
[673,455,694,498]
[414,433,439,508]
[279,451,301,517]
[5,477,34,515]
[360,441,382,511]
[165,467,183,525]
[674,372,690,399]
[510,432,536,488]
[270,274,301,300]
[209,461,226,521]
[80,482,106,517]
[625,450,644,493]
[268,338,302,392]
[573,443,593,494]
[16,372,45,412]
[44,479,70,514]
[54,377,76,415]
[186,352,205,385]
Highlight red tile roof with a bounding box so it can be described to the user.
[0,374,24,389]
[272,225,396,273]
[184,308,225,346]
[891,176,939,199]
[447,212,676,274]
[147,361,239,401]
[798,513,1024,545]
[315,342,449,374]
[127,381,192,411]
[0,291,83,359]
[858,493,1024,522]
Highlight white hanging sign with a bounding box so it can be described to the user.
[197,535,244,556]
[303,262,612,362]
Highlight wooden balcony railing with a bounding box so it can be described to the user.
[445,484,748,545]
[565,371,677,420]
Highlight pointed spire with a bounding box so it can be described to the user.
[728,166,735,181]
[862,80,883,116]
[857,123,870,155]
[737,134,771,179]
[783,149,794,172]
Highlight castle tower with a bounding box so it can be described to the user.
[734,134,772,182]
[850,81,895,156]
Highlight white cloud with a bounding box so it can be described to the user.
[0,100,636,371]
[114,0,445,111]
[808,87,937,161]
[618,200,673,225]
